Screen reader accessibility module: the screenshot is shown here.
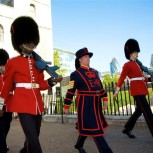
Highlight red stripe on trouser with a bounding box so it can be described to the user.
[93,137,104,153]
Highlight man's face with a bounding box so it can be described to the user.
[130,51,138,60]
[20,43,35,54]
[79,54,90,67]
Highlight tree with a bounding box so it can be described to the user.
[102,73,119,85]
[54,51,60,66]
[53,51,67,76]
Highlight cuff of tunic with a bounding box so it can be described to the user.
[64,105,70,109]
[102,97,108,102]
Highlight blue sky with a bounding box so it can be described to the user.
[51,0,153,72]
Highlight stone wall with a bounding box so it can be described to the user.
[43,114,147,127]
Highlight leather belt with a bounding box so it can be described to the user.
[78,90,102,96]
[15,83,39,88]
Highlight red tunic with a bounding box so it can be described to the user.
[0,55,51,115]
[0,74,13,112]
[117,61,148,96]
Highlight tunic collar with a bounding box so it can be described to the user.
[21,52,33,58]
[130,59,136,62]
[80,65,90,70]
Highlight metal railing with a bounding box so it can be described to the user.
[42,81,153,117]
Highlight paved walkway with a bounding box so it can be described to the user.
[7,119,153,153]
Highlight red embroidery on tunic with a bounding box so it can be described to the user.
[89,79,101,87]
[85,72,96,78]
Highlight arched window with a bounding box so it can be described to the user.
[0,25,4,44]
[0,0,14,7]
[30,4,36,18]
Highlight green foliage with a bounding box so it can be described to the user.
[54,87,153,115]
[102,73,119,85]
[102,88,134,115]
[54,51,60,66]
[53,51,68,76]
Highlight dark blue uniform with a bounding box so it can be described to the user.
[64,65,113,153]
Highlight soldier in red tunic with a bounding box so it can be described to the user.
[114,39,153,138]
[0,16,62,153]
[0,49,13,153]
[64,48,113,153]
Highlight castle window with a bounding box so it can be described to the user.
[30,4,36,18]
[0,0,14,7]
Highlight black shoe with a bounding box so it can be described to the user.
[75,122,78,129]
[122,129,135,138]
[75,145,87,153]
[19,147,27,153]
[77,148,87,153]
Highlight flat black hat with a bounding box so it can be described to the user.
[75,47,93,59]
[124,39,140,60]
[0,49,9,66]
[10,16,40,53]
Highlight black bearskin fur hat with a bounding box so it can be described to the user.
[10,16,40,53]
[124,39,140,60]
[0,49,9,66]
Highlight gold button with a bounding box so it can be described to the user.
[31,83,36,88]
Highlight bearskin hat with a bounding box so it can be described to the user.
[0,49,9,66]
[124,39,140,60]
[10,16,40,53]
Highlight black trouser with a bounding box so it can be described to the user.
[75,135,113,153]
[0,112,12,153]
[3,112,12,137]
[18,113,42,153]
[124,95,153,136]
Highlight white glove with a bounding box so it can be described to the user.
[0,97,5,110]
[113,87,120,99]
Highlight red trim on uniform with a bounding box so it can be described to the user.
[78,132,106,137]
[102,97,108,102]
[76,70,91,90]
[81,95,84,130]
[64,105,70,109]
[81,96,100,131]
[67,91,75,94]
[98,97,107,135]
[64,98,71,101]
[80,65,89,70]
[77,89,106,93]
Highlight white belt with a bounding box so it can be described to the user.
[16,83,40,88]
[130,77,145,81]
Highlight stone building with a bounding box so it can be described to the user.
[0,0,53,65]
[0,0,55,91]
